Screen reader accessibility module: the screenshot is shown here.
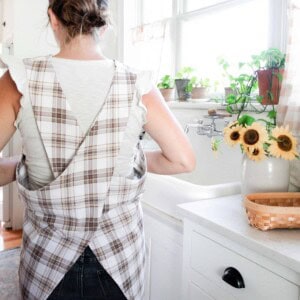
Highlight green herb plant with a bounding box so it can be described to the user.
[175,67,195,80]
[220,48,286,129]
[157,75,174,89]
[251,48,285,70]
[185,76,210,93]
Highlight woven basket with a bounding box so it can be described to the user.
[244,193,300,231]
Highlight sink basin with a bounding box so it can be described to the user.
[141,132,242,220]
[141,104,242,220]
[142,173,241,220]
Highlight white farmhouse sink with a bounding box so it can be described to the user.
[142,173,240,220]
[141,103,242,220]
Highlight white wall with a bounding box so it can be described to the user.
[102,0,119,59]
[167,106,242,185]
[0,0,14,46]
[13,0,57,58]
[12,0,119,59]
[0,0,3,42]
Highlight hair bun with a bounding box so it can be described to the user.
[49,0,110,42]
[84,10,106,29]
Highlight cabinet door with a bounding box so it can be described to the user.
[189,282,215,300]
[190,231,299,300]
[143,208,183,300]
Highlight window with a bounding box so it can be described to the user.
[180,0,269,80]
[122,0,286,89]
[143,0,173,23]
[123,0,174,79]
[185,0,230,12]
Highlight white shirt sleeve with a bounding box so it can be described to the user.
[135,69,154,96]
[134,69,154,125]
[113,69,154,177]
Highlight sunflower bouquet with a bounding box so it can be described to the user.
[223,114,299,161]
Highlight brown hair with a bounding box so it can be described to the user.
[48,0,110,42]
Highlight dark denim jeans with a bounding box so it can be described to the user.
[47,246,127,300]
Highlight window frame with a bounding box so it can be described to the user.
[119,0,288,76]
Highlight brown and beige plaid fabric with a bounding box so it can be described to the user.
[16,56,147,300]
[277,0,300,190]
[277,0,300,135]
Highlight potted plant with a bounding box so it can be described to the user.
[212,50,298,195]
[186,76,210,99]
[218,57,258,120]
[175,66,194,101]
[212,88,299,195]
[219,52,285,128]
[157,74,175,101]
[217,57,237,99]
[223,114,298,195]
[251,48,286,105]
[225,71,258,119]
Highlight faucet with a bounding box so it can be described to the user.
[185,115,230,138]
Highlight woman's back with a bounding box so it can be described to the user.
[0,55,152,189]
[0,0,196,299]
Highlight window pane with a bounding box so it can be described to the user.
[180,0,269,88]
[124,21,173,81]
[185,0,229,12]
[143,0,173,23]
[124,0,139,29]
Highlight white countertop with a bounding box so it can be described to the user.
[177,194,300,274]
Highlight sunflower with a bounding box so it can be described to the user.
[269,125,299,160]
[240,122,269,150]
[244,145,267,161]
[223,122,243,146]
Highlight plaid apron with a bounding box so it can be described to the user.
[16,56,146,300]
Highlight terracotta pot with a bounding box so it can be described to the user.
[192,87,208,99]
[159,88,174,101]
[257,68,284,105]
[224,87,236,99]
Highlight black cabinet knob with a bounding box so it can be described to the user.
[222,267,245,288]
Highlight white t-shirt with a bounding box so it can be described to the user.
[51,57,115,134]
[0,55,153,189]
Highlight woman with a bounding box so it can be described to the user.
[0,0,195,299]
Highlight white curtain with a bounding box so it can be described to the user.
[126,20,170,82]
[277,0,300,191]
[277,0,300,132]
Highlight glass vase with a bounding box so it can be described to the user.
[241,155,290,196]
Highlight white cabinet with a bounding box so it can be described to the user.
[184,227,299,299]
[189,282,215,300]
[142,203,184,300]
[179,195,300,300]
